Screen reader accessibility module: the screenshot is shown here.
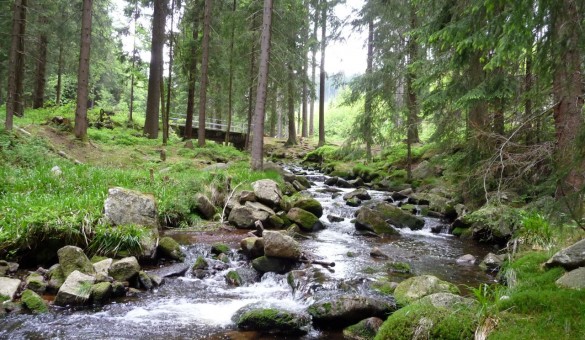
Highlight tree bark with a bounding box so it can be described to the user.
[198,0,212,147]
[185,5,200,140]
[467,51,489,157]
[74,0,92,141]
[406,5,419,179]
[56,44,63,106]
[245,12,259,149]
[286,64,297,146]
[309,0,318,137]
[5,0,24,130]
[33,17,48,109]
[163,0,176,146]
[364,19,374,163]
[524,53,534,145]
[317,0,327,147]
[269,84,277,136]
[251,0,273,170]
[129,1,139,122]
[225,0,237,145]
[144,0,167,139]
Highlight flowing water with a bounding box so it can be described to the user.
[0,167,496,339]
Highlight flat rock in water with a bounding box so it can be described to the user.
[546,238,585,270]
[54,270,96,306]
[148,263,189,278]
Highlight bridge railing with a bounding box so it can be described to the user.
[170,116,250,134]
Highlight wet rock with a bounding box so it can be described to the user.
[419,292,477,309]
[149,274,164,287]
[90,282,113,304]
[266,214,285,229]
[555,267,585,290]
[393,275,460,306]
[546,238,585,270]
[228,201,274,229]
[479,253,504,273]
[192,256,209,271]
[0,277,21,301]
[373,202,425,230]
[109,257,140,282]
[251,256,295,274]
[345,197,362,207]
[157,237,185,261]
[0,260,18,276]
[225,270,243,287]
[295,176,312,189]
[54,270,96,306]
[93,258,113,280]
[25,272,47,294]
[308,295,397,327]
[137,271,154,290]
[211,243,231,256]
[348,178,365,188]
[324,177,339,186]
[287,207,322,232]
[235,306,310,335]
[283,172,297,183]
[292,197,323,218]
[104,187,159,229]
[148,263,189,278]
[456,254,476,265]
[57,245,96,278]
[343,317,383,340]
[252,179,283,209]
[370,247,389,259]
[327,214,344,223]
[263,230,301,260]
[21,289,48,314]
[354,207,398,236]
[343,188,371,201]
[240,237,265,259]
[292,180,307,191]
[283,182,297,195]
[47,264,65,293]
[196,194,216,220]
[111,281,126,297]
[336,178,353,188]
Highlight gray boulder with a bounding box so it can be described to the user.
[196,194,216,220]
[418,292,476,309]
[90,282,113,304]
[287,207,322,232]
[104,187,159,229]
[158,236,186,261]
[292,197,323,218]
[54,270,96,306]
[25,272,47,294]
[252,179,283,209]
[546,238,585,270]
[343,317,384,340]
[252,256,295,274]
[57,245,96,278]
[308,295,396,327]
[148,263,189,278]
[355,207,398,235]
[343,188,371,201]
[47,264,66,293]
[0,260,18,276]
[556,267,585,290]
[373,202,425,230]
[263,231,301,260]
[93,258,113,280]
[456,254,476,265]
[480,253,505,273]
[0,277,21,301]
[240,237,265,259]
[235,306,310,335]
[393,275,460,306]
[109,257,140,281]
[228,201,274,229]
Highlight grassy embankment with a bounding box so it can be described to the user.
[0,105,280,262]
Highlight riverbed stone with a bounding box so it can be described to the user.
[0,277,21,301]
[325,177,339,186]
[546,238,585,270]
[343,188,371,201]
[287,207,322,232]
[47,264,65,293]
[25,272,47,294]
[54,270,96,306]
[90,282,113,304]
[263,230,301,260]
[252,179,283,209]
[235,306,310,335]
[480,253,504,273]
[355,207,398,235]
[327,214,344,222]
[293,197,323,218]
[308,295,396,327]
[148,263,189,278]
[103,187,159,229]
[196,194,216,220]
[57,245,96,278]
[240,236,265,259]
[373,202,425,230]
[343,317,384,340]
[228,201,274,229]
[393,275,460,306]
[158,236,186,261]
[555,267,585,290]
[93,258,113,281]
[225,270,243,287]
[109,256,140,281]
[252,256,295,274]
[0,260,18,277]
[456,254,476,265]
[295,176,312,189]
[346,197,362,207]
[21,289,48,314]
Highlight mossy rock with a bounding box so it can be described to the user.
[308,295,397,327]
[287,208,322,232]
[91,256,109,264]
[393,275,460,306]
[462,204,520,244]
[21,289,48,314]
[384,262,411,274]
[25,272,47,294]
[225,270,242,287]
[266,214,285,229]
[90,282,113,304]
[373,202,425,230]
[251,256,294,274]
[211,243,230,255]
[158,236,185,261]
[236,307,310,335]
[292,197,323,218]
[57,245,96,278]
[374,299,476,340]
[355,208,398,235]
[343,317,384,340]
[192,256,209,270]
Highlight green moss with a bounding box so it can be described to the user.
[225,270,242,286]
[21,289,49,314]
[307,302,332,318]
[237,308,309,335]
[193,256,208,270]
[158,236,185,261]
[384,262,411,274]
[211,243,230,255]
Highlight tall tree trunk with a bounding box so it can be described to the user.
[245,12,259,149]
[406,5,418,180]
[74,0,92,140]
[14,0,27,117]
[225,0,236,144]
[129,0,139,122]
[551,0,585,196]
[144,0,167,139]
[309,0,318,137]
[5,0,24,130]
[56,44,63,106]
[198,0,212,147]
[317,0,327,147]
[251,0,273,170]
[286,64,297,146]
[277,91,283,138]
[467,51,489,158]
[33,17,48,109]
[185,8,200,140]
[364,19,374,163]
[524,53,534,145]
[163,0,176,146]
[269,84,277,136]
[302,14,308,140]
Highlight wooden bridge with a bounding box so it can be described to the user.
[171,118,249,150]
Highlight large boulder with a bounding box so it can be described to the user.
[343,317,384,340]
[93,258,113,280]
[109,256,140,282]
[556,267,585,290]
[57,245,96,278]
[418,292,476,309]
[54,270,96,306]
[195,194,216,220]
[460,204,518,244]
[90,282,113,304]
[343,188,371,201]
[372,202,425,230]
[263,231,301,260]
[393,275,460,306]
[546,238,585,270]
[252,179,283,209]
[25,272,47,294]
[103,187,159,229]
[252,256,295,274]
[235,307,310,335]
[292,197,323,218]
[287,207,322,232]
[21,289,49,314]
[228,201,274,229]
[308,295,396,327]
[0,277,21,301]
[240,236,265,259]
[355,207,398,235]
[157,236,186,261]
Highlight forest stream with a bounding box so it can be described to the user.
[0,166,496,339]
